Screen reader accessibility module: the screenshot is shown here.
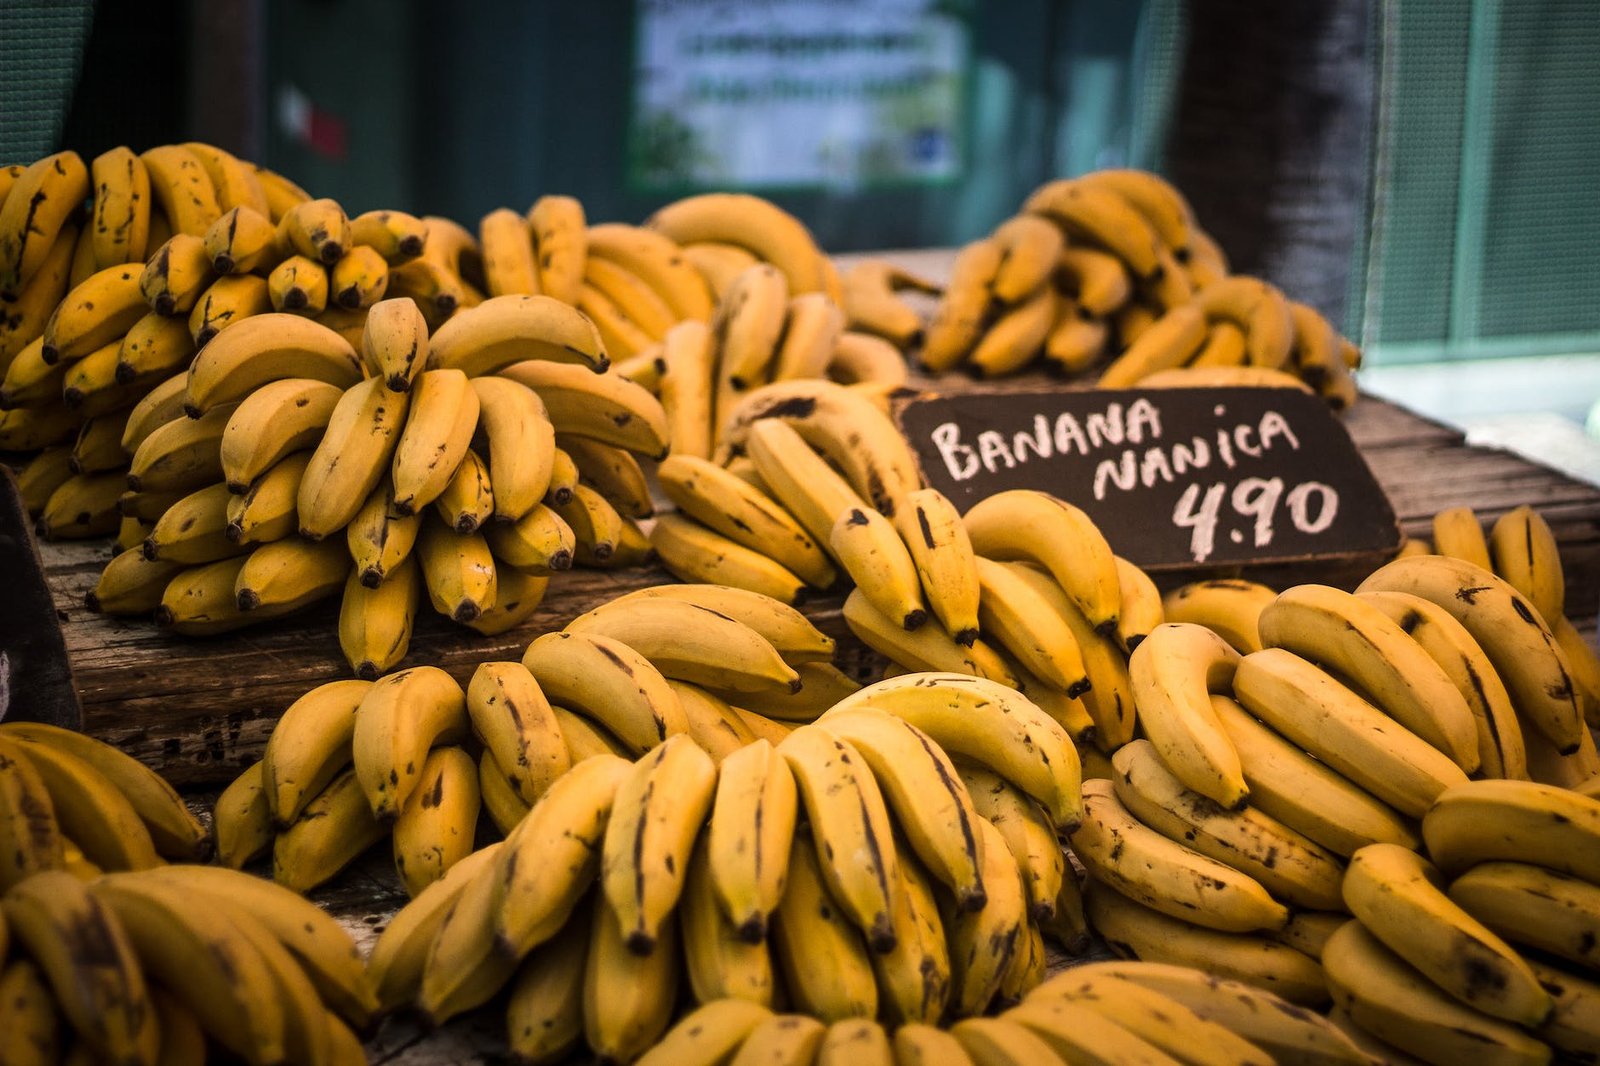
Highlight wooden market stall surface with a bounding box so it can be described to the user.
[25,249,1600,1060]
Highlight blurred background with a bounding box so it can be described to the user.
[3,0,1596,481]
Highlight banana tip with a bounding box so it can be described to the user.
[868,925,898,954]
[549,550,572,571]
[1066,678,1093,700]
[735,915,766,943]
[901,608,928,631]
[452,603,482,623]
[237,589,261,611]
[318,243,344,265]
[952,627,979,646]
[1094,619,1119,639]
[359,568,383,589]
[959,888,989,913]
[624,930,657,956]
[83,592,101,612]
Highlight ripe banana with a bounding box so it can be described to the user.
[566,596,799,694]
[257,677,370,829]
[958,761,1061,922]
[1260,584,1480,772]
[45,262,148,364]
[391,745,479,898]
[657,319,715,459]
[647,193,827,295]
[0,220,76,365]
[418,845,519,1024]
[296,376,410,537]
[433,447,493,532]
[202,204,280,275]
[128,402,230,493]
[266,253,328,315]
[349,209,426,264]
[211,759,271,869]
[337,556,419,678]
[478,748,531,835]
[499,358,669,457]
[921,238,1003,371]
[351,666,468,822]
[522,630,690,754]
[140,482,239,564]
[744,415,867,546]
[1422,778,1600,882]
[89,146,152,268]
[0,151,91,297]
[389,367,480,515]
[464,660,569,804]
[705,739,799,942]
[1488,505,1565,625]
[520,195,586,304]
[427,293,608,376]
[276,197,348,265]
[650,512,807,604]
[840,260,935,349]
[583,900,681,1064]
[184,312,362,415]
[1128,622,1247,807]
[1160,578,1276,654]
[218,376,341,491]
[1025,178,1162,278]
[1098,303,1211,387]
[963,489,1120,635]
[345,480,420,585]
[1450,860,1600,972]
[1357,554,1584,753]
[485,501,574,574]
[658,454,834,589]
[1233,648,1469,817]
[1112,739,1346,910]
[886,488,979,645]
[233,534,349,615]
[769,824,880,1022]
[842,587,1015,683]
[479,206,540,296]
[1322,919,1550,1066]
[831,505,929,629]
[502,894,589,1062]
[1430,506,1493,570]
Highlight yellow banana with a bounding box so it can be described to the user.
[1423,778,1600,882]
[1127,622,1246,806]
[705,738,798,941]
[647,192,828,294]
[183,311,362,415]
[958,761,1062,921]
[350,665,469,822]
[337,555,419,679]
[769,822,880,1022]
[640,1000,775,1066]
[0,151,90,297]
[1160,578,1276,653]
[471,374,553,521]
[328,244,387,309]
[504,901,590,1064]
[920,238,1002,372]
[427,292,608,376]
[650,512,807,604]
[968,282,1057,377]
[522,630,689,754]
[484,501,574,574]
[266,253,328,315]
[480,206,540,296]
[1024,178,1162,278]
[1114,556,1164,653]
[219,375,341,490]
[527,195,589,305]
[1489,505,1565,624]
[349,209,426,264]
[964,489,1120,635]
[38,470,126,539]
[277,197,350,265]
[432,445,494,533]
[840,260,936,349]
[391,745,480,898]
[225,450,308,545]
[259,678,370,827]
[0,221,76,366]
[1451,861,1600,972]
[141,481,241,564]
[465,660,570,804]
[1430,505,1493,570]
[89,146,152,268]
[1098,303,1211,387]
[45,261,148,363]
[416,514,497,622]
[201,204,281,276]
[498,358,668,457]
[583,900,681,1064]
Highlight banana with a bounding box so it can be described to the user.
[277,198,349,265]
[522,630,690,754]
[843,585,1014,679]
[779,726,903,952]
[16,445,75,515]
[107,312,193,403]
[1109,558,1162,655]
[479,207,540,296]
[485,501,573,573]
[745,416,867,546]
[680,839,779,1007]
[386,259,463,329]
[658,318,715,459]
[1489,505,1565,624]
[90,146,152,268]
[427,293,608,376]
[251,164,310,222]
[1085,881,1328,1006]
[366,841,503,1013]
[1323,919,1550,1066]
[413,845,518,1023]
[683,241,760,299]
[259,678,370,826]
[813,1019,894,1066]
[934,814,1022,1017]
[465,375,551,521]
[615,584,835,666]
[118,371,187,452]
[1260,584,1480,772]
[486,752,630,963]
[45,262,148,363]
[233,535,349,615]
[1343,843,1550,1025]
[545,444,579,504]
[771,291,845,382]
[582,225,704,324]
[1552,616,1600,727]
[1070,960,1373,1066]
[1,334,67,406]
[272,766,388,893]
[0,151,90,297]
[264,253,328,315]
[558,435,652,518]
[642,1002,777,1066]
[584,899,682,1063]
[840,260,935,349]
[964,489,1120,635]
[69,407,130,473]
[2,871,154,1066]
[465,660,569,805]
[498,358,669,457]
[504,900,590,1064]
[1449,860,1600,972]
[827,330,909,389]
[1112,739,1346,911]
[769,823,880,1021]
[38,470,126,539]
[1073,779,1288,932]
[466,568,550,635]
[345,479,420,584]
[1041,296,1110,374]
[988,214,1066,304]
[350,209,427,264]
[647,193,827,294]
[1191,277,1294,368]
[433,446,493,532]
[0,956,63,1066]
[1273,910,1352,962]
[391,745,480,898]
[0,737,64,889]
[209,758,272,869]
[225,449,308,545]
[1430,506,1493,570]
[1028,970,1272,1066]
[1098,303,1211,387]
[1006,997,1186,1066]
[296,375,410,536]
[1160,578,1276,653]
[93,872,288,1064]
[0,221,75,366]
[713,262,788,398]
[1360,589,1528,780]
[829,669,1080,827]
[1024,178,1161,278]
[585,256,675,340]
[886,488,980,645]
[566,596,799,694]
[651,512,807,604]
[154,554,259,635]
[1233,648,1469,817]
[1423,779,1600,882]
[919,239,1003,371]
[554,481,624,563]
[527,196,589,305]
[218,376,341,491]
[704,738,799,942]
[1356,555,1584,753]
[203,204,281,275]
[958,762,1061,921]
[673,681,756,760]
[140,233,214,316]
[478,747,531,834]
[337,556,419,678]
[890,1024,975,1066]
[139,146,223,239]
[0,403,77,450]
[968,283,1057,377]
[184,312,363,415]
[1129,622,1247,807]
[597,734,719,954]
[1524,958,1600,1065]
[865,848,950,1023]
[830,505,929,629]
[139,481,238,564]
[357,295,426,392]
[351,666,469,822]
[1188,320,1250,368]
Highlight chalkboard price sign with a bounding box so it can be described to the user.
[895,385,1399,570]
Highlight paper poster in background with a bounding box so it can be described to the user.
[631,0,970,190]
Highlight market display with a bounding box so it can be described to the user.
[1,135,1599,1066]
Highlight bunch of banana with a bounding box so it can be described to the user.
[0,721,210,884]
[1320,781,1600,1065]
[646,192,840,305]
[85,291,669,673]
[374,672,1082,1060]
[1423,504,1600,756]
[0,863,373,1064]
[839,258,941,352]
[906,168,1363,406]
